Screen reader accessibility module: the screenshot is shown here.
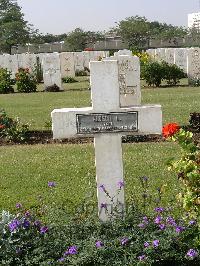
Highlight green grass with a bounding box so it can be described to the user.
[0,142,180,215]
[0,79,199,130]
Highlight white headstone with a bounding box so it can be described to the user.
[74,52,84,72]
[43,53,62,90]
[114,49,132,56]
[187,48,200,85]
[51,59,162,221]
[22,53,37,73]
[174,48,188,73]
[155,48,166,62]
[60,52,75,78]
[165,48,175,65]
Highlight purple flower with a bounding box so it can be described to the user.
[99,184,106,192]
[166,216,176,226]
[154,216,162,224]
[138,255,146,261]
[40,226,48,234]
[48,181,56,187]
[186,249,198,259]
[34,220,41,227]
[159,224,166,230]
[117,181,124,189]
[144,241,150,248]
[16,203,22,209]
[138,223,145,229]
[143,216,149,224]
[58,257,65,263]
[8,219,20,232]
[154,207,164,213]
[175,226,185,233]
[64,246,78,256]
[153,240,159,248]
[22,219,30,229]
[24,210,31,217]
[95,241,104,248]
[189,220,196,226]
[121,237,129,246]
[100,203,107,209]
[138,223,146,228]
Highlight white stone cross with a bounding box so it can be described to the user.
[51,59,162,221]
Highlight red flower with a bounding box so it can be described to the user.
[162,123,180,138]
[0,124,5,129]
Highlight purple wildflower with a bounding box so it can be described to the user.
[159,224,166,230]
[64,246,78,256]
[22,219,30,229]
[40,226,48,234]
[144,242,150,248]
[121,237,129,246]
[143,216,149,224]
[166,216,176,226]
[24,210,31,217]
[154,207,164,213]
[154,216,162,224]
[58,257,65,263]
[138,255,146,261]
[175,226,185,233]
[153,240,159,248]
[8,219,20,232]
[189,220,196,226]
[138,223,145,229]
[142,176,148,182]
[99,184,106,192]
[95,241,104,248]
[100,203,107,209]
[186,249,198,259]
[48,181,56,187]
[16,203,22,209]
[117,181,125,189]
[34,220,41,227]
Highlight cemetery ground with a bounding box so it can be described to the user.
[0,77,200,265]
[0,79,199,214]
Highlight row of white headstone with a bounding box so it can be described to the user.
[0,51,109,89]
[146,47,200,84]
[51,49,162,221]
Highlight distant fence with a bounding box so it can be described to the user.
[9,36,200,55]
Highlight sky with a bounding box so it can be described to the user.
[17,0,200,34]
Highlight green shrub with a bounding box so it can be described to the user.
[75,70,88,76]
[143,61,163,87]
[162,61,186,86]
[16,68,37,93]
[0,68,14,94]
[62,76,78,83]
[143,61,186,87]
[0,109,29,142]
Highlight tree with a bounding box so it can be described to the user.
[0,0,31,53]
[116,16,151,50]
[64,28,103,51]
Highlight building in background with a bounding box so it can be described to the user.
[188,12,200,31]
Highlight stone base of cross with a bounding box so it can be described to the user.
[51,59,162,221]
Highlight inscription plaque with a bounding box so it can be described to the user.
[76,112,138,134]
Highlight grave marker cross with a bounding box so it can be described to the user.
[51,59,162,221]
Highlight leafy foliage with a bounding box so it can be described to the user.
[62,76,78,83]
[142,61,185,87]
[16,68,37,93]
[0,68,14,94]
[0,109,29,142]
[0,0,32,53]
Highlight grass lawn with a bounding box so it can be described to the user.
[0,79,199,130]
[0,141,180,217]
[0,79,199,219]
